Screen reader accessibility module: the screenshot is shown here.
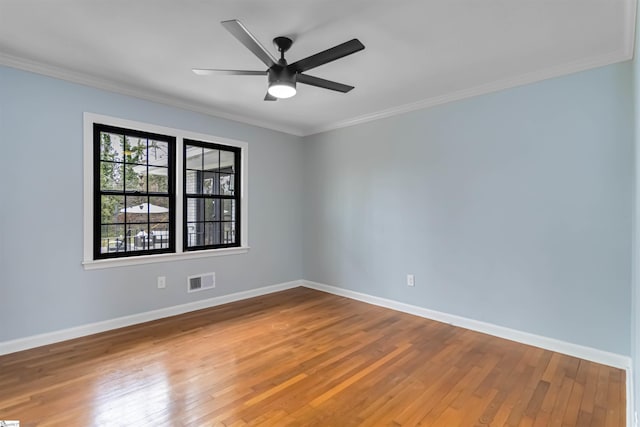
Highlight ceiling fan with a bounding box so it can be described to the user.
[193,20,365,101]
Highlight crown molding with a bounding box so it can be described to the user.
[0,52,306,137]
[304,49,633,136]
[624,0,638,60]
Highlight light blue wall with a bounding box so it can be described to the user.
[1,60,635,359]
[302,63,634,355]
[0,66,304,341]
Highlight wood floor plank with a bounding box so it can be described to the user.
[0,287,625,426]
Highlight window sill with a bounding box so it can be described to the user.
[82,246,250,270]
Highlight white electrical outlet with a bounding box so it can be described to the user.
[407,274,415,287]
[157,276,166,289]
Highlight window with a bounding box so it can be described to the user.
[83,113,249,269]
[184,140,241,250]
[94,124,176,259]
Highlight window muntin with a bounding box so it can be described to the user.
[94,124,176,259]
[184,139,241,251]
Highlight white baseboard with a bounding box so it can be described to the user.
[627,366,636,427]
[0,280,302,356]
[302,280,632,371]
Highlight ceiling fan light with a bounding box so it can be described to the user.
[268,82,296,99]
[268,67,297,99]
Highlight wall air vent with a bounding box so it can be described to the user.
[187,272,215,293]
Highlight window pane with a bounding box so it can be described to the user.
[223,199,235,221]
[204,222,217,245]
[148,140,169,166]
[186,170,198,194]
[100,162,123,191]
[124,196,149,224]
[202,148,219,171]
[149,196,170,224]
[127,224,151,250]
[100,132,124,162]
[100,224,125,254]
[204,198,218,220]
[186,222,203,247]
[125,164,147,192]
[220,150,235,173]
[124,136,147,165]
[185,146,203,169]
[223,222,236,244]
[150,223,170,249]
[186,197,204,222]
[203,176,215,195]
[101,195,124,224]
[149,196,170,210]
[220,173,234,196]
[148,167,169,193]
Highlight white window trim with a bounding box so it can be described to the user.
[82,112,249,270]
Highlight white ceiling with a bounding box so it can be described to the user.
[0,0,635,136]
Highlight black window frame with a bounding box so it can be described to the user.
[183,139,242,251]
[93,123,176,260]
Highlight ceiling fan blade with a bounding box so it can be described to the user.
[290,39,364,73]
[264,93,278,101]
[221,19,277,68]
[192,69,265,76]
[297,74,354,93]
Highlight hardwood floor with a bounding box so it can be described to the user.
[0,287,625,426]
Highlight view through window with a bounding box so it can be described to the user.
[184,139,241,250]
[90,119,245,264]
[94,123,175,259]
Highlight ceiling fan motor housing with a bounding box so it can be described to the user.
[268,66,297,92]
